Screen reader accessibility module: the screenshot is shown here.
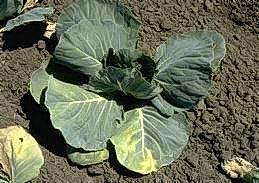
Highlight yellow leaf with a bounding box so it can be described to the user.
[222,157,257,178]
[0,126,44,183]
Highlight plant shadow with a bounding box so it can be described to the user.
[2,21,59,53]
[20,91,67,157]
[3,22,46,51]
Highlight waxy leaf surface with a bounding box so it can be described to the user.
[154,31,217,109]
[55,20,135,75]
[45,76,122,151]
[30,59,50,104]
[56,0,140,38]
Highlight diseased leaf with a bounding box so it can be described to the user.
[67,146,109,165]
[111,107,189,174]
[3,7,54,32]
[0,0,23,21]
[89,66,162,99]
[45,76,123,151]
[154,30,216,109]
[0,126,44,183]
[30,59,50,104]
[56,0,140,38]
[54,19,135,75]
[222,157,259,183]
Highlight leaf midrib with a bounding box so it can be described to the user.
[57,98,105,104]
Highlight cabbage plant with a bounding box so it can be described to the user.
[30,0,226,174]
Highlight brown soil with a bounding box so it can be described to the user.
[0,0,258,182]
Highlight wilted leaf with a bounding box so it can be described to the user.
[111,107,188,174]
[66,146,109,165]
[222,157,257,179]
[45,76,123,151]
[0,126,44,183]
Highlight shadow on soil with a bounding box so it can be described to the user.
[3,22,46,51]
[20,92,67,157]
[2,21,58,53]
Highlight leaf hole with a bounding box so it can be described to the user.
[19,138,23,142]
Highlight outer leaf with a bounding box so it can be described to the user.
[203,31,226,71]
[89,67,162,99]
[56,0,140,39]
[154,31,216,109]
[66,146,109,165]
[3,7,54,32]
[45,76,122,151]
[0,0,23,21]
[0,126,44,183]
[30,59,50,104]
[187,31,226,71]
[111,107,189,174]
[54,20,134,75]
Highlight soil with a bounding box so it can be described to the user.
[0,0,258,183]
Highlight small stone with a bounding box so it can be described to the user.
[219,100,225,106]
[204,0,213,11]
[37,40,46,50]
[186,112,196,122]
[160,20,171,31]
[87,166,104,176]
